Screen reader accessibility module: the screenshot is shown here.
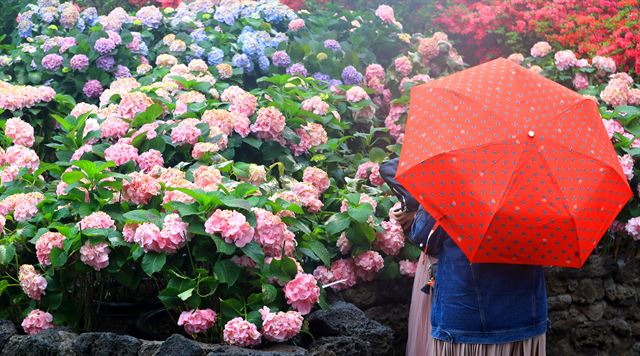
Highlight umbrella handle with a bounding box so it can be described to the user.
[421,222,441,264]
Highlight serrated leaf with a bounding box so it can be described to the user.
[214,259,240,286]
[0,245,16,265]
[142,253,166,276]
[262,284,277,304]
[304,239,332,266]
[347,203,374,223]
[241,242,265,266]
[211,235,236,255]
[50,248,68,267]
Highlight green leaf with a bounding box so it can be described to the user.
[132,103,163,127]
[241,242,265,266]
[304,239,331,266]
[262,284,277,304]
[123,210,159,223]
[325,213,351,235]
[214,259,241,286]
[243,137,262,149]
[347,203,374,224]
[211,235,236,255]
[50,248,68,267]
[220,298,244,318]
[177,288,194,301]
[61,170,86,185]
[369,147,387,163]
[0,280,9,296]
[142,253,166,276]
[220,197,252,211]
[0,244,16,265]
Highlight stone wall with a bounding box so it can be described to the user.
[337,255,640,356]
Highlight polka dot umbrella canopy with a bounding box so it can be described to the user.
[396,58,632,268]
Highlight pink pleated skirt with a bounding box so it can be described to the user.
[406,253,546,356]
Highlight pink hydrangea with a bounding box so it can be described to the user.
[340,193,378,213]
[192,139,228,159]
[399,260,418,277]
[232,111,252,137]
[0,82,56,111]
[290,123,328,156]
[530,41,552,58]
[250,107,286,142]
[36,232,65,266]
[418,37,439,61]
[336,232,351,255]
[202,109,235,136]
[600,78,630,107]
[223,317,262,347]
[554,50,577,71]
[573,73,589,90]
[355,162,384,186]
[259,306,303,342]
[205,209,254,248]
[71,103,98,118]
[19,265,47,301]
[5,117,34,147]
[122,172,160,205]
[394,56,413,77]
[80,241,110,271]
[136,150,164,173]
[602,119,625,140]
[4,145,39,172]
[376,220,405,256]
[301,96,329,116]
[375,5,396,24]
[171,118,202,145]
[0,192,44,221]
[232,255,257,269]
[284,273,320,315]
[288,19,305,31]
[100,117,129,139]
[328,258,357,291]
[291,182,323,213]
[245,164,266,185]
[194,166,222,191]
[353,250,384,282]
[303,167,330,193]
[78,211,116,230]
[21,309,54,335]
[157,214,190,253]
[117,92,153,120]
[136,122,159,140]
[220,86,258,117]
[0,166,19,184]
[178,309,217,335]
[253,208,296,257]
[313,265,334,285]
[345,86,369,103]
[122,222,139,243]
[71,145,93,161]
[625,217,640,240]
[592,56,616,74]
[104,142,138,166]
[507,53,524,65]
[619,154,634,180]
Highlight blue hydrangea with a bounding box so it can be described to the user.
[18,21,33,38]
[138,42,149,56]
[328,79,343,87]
[240,35,265,58]
[341,65,363,85]
[232,53,251,69]
[313,72,331,83]
[81,7,98,26]
[258,56,270,72]
[214,7,238,26]
[190,29,208,43]
[269,32,288,47]
[287,63,308,77]
[207,47,225,65]
[76,18,86,32]
[190,44,205,58]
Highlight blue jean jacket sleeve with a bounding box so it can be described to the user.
[410,206,446,255]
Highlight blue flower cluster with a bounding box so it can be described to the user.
[213,0,297,28]
[234,27,288,74]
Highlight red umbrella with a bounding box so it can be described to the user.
[397,58,632,268]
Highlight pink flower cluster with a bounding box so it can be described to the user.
[117,92,153,120]
[600,73,640,107]
[19,265,47,301]
[399,260,418,277]
[340,193,378,214]
[385,104,407,143]
[0,81,56,111]
[36,232,65,266]
[507,53,524,65]
[345,86,369,103]
[205,209,255,247]
[418,37,440,62]
[221,86,258,117]
[291,182,324,212]
[353,250,384,282]
[78,212,116,230]
[336,232,351,255]
[592,56,617,74]
[132,214,189,254]
[223,317,262,347]
[3,145,40,173]
[0,192,44,221]
[625,217,640,240]
[259,306,303,342]
[355,162,384,186]
[123,172,161,205]
[5,117,35,147]
[573,73,589,90]
[602,119,624,139]
[80,241,111,271]
[554,50,578,71]
[177,308,217,335]
[288,18,305,31]
[253,208,296,257]
[136,150,164,173]
[284,273,320,314]
[375,5,397,25]
[171,118,202,145]
[251,107,286,142]
[21,309,54,335]
[290,123,328,156]
[303,167,330,193]
[618,154,635,181]
[394,56,413,77]
[365,64,386,95]
[376,220,405,256]
[194,165,222,191]
[100,117,129,139]
[530,41,552,58]
[314,258,357,291]
[301,96,329,115]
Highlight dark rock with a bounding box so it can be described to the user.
[549,255,617,280]
[566,279,579,293]
[572,320,614,350]
[206,344,307,356]
[610,318,631,337]
[338,279,412,309]
[633,342,640,353]
[73,332,141,356]
[615,257,640,284]
[578,301,605,321]
[571,278,605,304]
[153,334,202,356]
[633,321,640,336]
[545,277,568,295]
[364,304,409,354]
[604,279,637,306]
[138,340,162,356]
[0,320,16,350]
[2,328,77,356]
[307,336,369,356]
[307,301,393,355]
[548,294,572,311]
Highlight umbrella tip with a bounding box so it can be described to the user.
[528,130,535,138]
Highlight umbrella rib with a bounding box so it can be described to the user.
[532,142,582,267]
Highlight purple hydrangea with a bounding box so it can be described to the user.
[328,79,343,87]
[42,54,64,71]
[258,55,270,72]
[114,65,131,79]
[312,72,331,83]
[83,80,104,99]
[136,6,163,29]
[94,38,116,55]
[70,54,90,71]
[287,63,308,77]
[271,50,291,67]
[323,39,341,52]
[341,65,363,85]
[96,56,115,71]
[207,47,224,65]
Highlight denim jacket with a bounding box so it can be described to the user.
[411,207,548,344]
